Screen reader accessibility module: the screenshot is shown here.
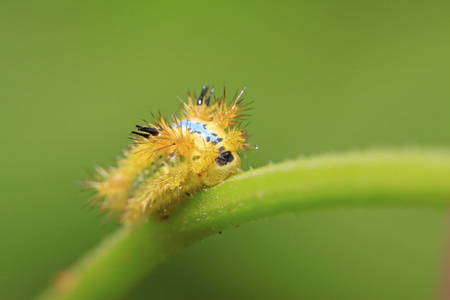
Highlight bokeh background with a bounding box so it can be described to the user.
[2,1,450,299]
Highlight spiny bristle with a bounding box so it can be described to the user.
[234,86,246,103]
[186,90,192,103]
[94,165,109,179]
[80,180,99,190]
[197,85,209,106]
[205,87,214,106]
[136,125,159,136]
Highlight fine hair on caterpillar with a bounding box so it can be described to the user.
[87,85,252,225]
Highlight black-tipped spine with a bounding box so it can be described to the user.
[132,131,150,139]
[197,85,209,105]
[136,125,159,136]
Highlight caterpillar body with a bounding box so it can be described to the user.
[89,86,251,225]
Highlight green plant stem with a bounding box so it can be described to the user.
[37,149,450,300]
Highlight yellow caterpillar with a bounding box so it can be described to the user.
[88,86,251,225]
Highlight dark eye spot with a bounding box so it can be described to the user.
[215,151,234,166]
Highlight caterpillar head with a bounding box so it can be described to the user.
[202,150,241,186]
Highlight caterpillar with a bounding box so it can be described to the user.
[88,86,251,225]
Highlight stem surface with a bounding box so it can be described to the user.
[37,149,450,300]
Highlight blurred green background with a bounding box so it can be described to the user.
[2,1,450,299]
